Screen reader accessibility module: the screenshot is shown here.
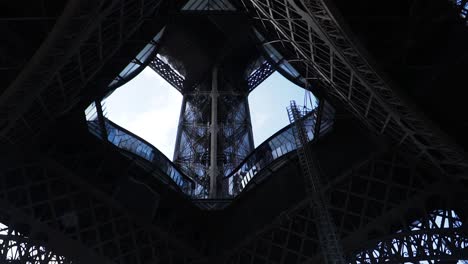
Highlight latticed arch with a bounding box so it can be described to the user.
[1,0,468,263]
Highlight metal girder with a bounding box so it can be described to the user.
[0,155,201,264]
[243,0,468,177]
[221,148,465,264]
[0,200,104,264]
[0,0,162,145]
[0,0,116,141]
[288,101,346,263]
[47,140,206,254]
[0,229,71,264]
[247,60,275,91]
[352,210,468,263]
[149,56,186,92]
[174,93,211,197]
[173,76,255,198]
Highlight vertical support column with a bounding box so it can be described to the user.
[95,100,108,139]
[209,66,219,198]
[172,67,255,198]
[313,99,324,138]
[245,97,255,148]
[173,96,187,161]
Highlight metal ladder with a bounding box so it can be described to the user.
[287,101,346,264]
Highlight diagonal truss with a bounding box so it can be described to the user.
[0,221,72,264]
[149,56,186,93]
[222,148,468,263]
[0,0,162,145]
[173,70,255,197]
[288,100,346,263]
[247,60,275,91]
[242,0,468,176]
[0,155,202,263]
[352,210,468,263]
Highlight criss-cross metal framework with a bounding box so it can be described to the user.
[173,77,255,198]
[242,0,468,175]
[223,149,468,264]
[0,222,71,264]
[0,154,202,264]
[0,0,165,146]
[149,56,186,92]
[1,0,468,263]
[353,209,468,263]
[288,101,346,264]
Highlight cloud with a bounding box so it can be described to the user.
[103,69,312,158]
[125,96,181,158]
[104,67,182,158]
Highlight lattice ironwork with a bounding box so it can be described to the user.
[4,0,468,263]
[173,66,255,198]
[222,100,334,197]
[149,56,186,93]
[222,148,467,263]
[0,222,71,264]
[219,95,255,178]
[247,60,275,91]
[108,27,166,91]
[288,100,346,263]
[0,158,201,263]
[173,93,212,197]
[243,0,468,176]
[182,0,237,11]
[85,100,201,197]
[353,210,468,263]
[0,0,162,145]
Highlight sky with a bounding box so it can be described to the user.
[248,72,315,146]
[103,68,311,159]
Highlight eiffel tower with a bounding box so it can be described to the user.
[0,0,467,263]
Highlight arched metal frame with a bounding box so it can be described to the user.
[241,0,468,177]
[83,0,340,199]
[353,209,468,263]
[0,222,71,264]
[223,149,468,263]
[106,27,167,93]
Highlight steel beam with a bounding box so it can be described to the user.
[0,152,201,264]
[0,198,107,264]
[0,0,162,146]
[222,148,465,264]
[243,0,468,178]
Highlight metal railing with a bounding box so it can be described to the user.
[85,99,334,201]
[223,101,334,198]
[86,108,201,196]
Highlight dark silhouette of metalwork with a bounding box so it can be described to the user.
[288,100,346,263]
[0,221,71,264]
[1,0,468,263]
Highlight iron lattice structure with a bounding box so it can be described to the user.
[223,149,468,264]
[0,155,202,263]
[242,0,468,175]
[353,209,468,263]
[0,222,71,264]
[288,101,346,264]
[173,70,255,198]
[0,0,164,146]
[1,0,468,263]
